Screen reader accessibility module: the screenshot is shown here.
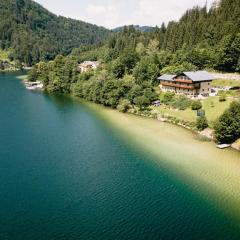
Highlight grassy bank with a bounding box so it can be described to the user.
[153,96,233,127]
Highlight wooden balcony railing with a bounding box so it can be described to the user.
[161,82,200,90]
[173,78,193,84]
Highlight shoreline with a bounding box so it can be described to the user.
[13,71,239,151]
[0,68,20,73]
[22,78,238,150]
[84,99,239,151]
[82,101,240,221]
[0,67,31,74]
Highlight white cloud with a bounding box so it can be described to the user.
[82,1,124,28]
[35,0,215,29]
[86,5,106,15]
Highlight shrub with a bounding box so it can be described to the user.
[171,95,193,110]
[214,101,240,143]
[117,99,131,113]
[162,92,175,105]
[196,116,208,131]
[134,96,150,110]
[28,65,39,82]
[191,100,202,110]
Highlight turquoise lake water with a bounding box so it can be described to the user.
[0,72,240,240]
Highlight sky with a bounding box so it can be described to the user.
[35,0,214,29]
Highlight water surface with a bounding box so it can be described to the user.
[0,72,240,240]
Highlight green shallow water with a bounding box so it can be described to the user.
[0,72,240,240]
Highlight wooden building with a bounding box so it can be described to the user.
[158,71,215,97]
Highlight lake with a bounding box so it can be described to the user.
[0,72,240,240]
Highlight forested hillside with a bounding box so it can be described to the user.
[157,0,240,72]
[29,0,240,98]
[27,0,240,142]
[0,0,110,65]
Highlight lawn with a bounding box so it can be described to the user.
[154,96,232,126]
[212,79,240,87]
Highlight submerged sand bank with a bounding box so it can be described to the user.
[84,102,240,220]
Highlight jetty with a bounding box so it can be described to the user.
[25,81,44,90]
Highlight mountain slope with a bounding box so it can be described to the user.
[113,25,155,33]
[0,0,110,65]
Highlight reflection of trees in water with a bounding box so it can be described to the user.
[47,93,75,109]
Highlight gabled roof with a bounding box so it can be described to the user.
[183,71,215,82]
[158,74,176,81]
[158,71,215,82]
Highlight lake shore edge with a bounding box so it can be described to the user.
[81,100,240,222]
[19,71,239,152]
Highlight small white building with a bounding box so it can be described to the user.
[78,61,99,73]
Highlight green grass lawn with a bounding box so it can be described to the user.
[154,96,233,126]
[212,79,240,87]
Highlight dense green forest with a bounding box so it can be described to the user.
[29,0,240,91]
[0,0,110,66]
[27,0,240,143]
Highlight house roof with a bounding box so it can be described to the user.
[158,74,176,81]
[158,71,215,82]
[183,71,215,82]
[78,61,99,66]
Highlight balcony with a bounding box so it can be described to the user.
[173,78,193,84]
[161,82,200,90]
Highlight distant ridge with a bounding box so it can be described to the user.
[112,25,156,33]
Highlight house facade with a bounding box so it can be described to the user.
[158,71,215,96]
[78,61,99,73]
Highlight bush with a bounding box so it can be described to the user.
[196,116,208,131]
[27,66,39,82]
[134,96,150,110]
[117,99,131,113]
[162,92,175,105]
[171,95,193,110]
[191,100,202,110]
[214,101,240,143]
